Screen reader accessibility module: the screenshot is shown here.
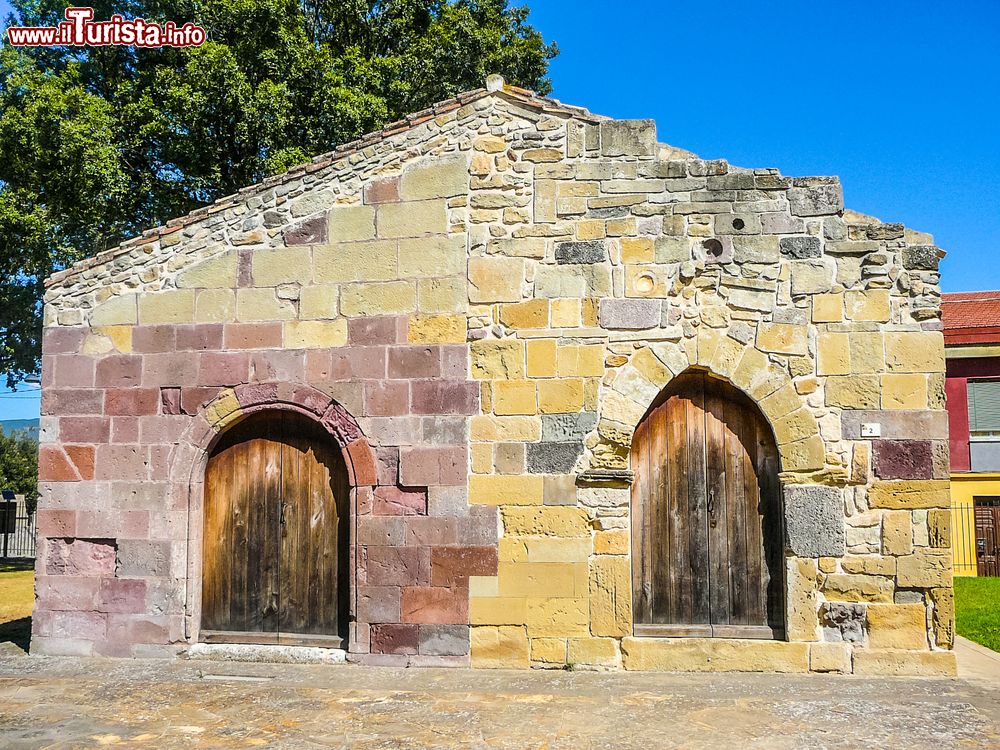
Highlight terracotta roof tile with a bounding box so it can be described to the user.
[941,291,1000,344]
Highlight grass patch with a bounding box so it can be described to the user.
[954,576,1000,653]
[0,559,34,652]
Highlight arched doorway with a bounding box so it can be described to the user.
[630,369,784,638]
[201,410,350,646]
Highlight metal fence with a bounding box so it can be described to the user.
[1,494,35,560]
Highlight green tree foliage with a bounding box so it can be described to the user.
[0,430,38,511]
[0,1,556,387]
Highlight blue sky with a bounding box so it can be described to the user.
[1,1,999,420]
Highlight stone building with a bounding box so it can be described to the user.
[33,77,954,675]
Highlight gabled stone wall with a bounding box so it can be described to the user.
[36,83,954,674]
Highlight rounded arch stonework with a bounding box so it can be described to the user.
[172,381,376,646]
[590,328,826,478]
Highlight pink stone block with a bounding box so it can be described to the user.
[348,316,404,345]
[431,545,499,585]
[364,381,410,416]
[95,355,143,387]
[356,585,402,624]
[370,623,418,655]
[98,578,148,614]
[94,444,149,481]
[45,538,117,576]
[198,351,250,385]
[42,326,86,354]
[36,509,77,537]
[38,446,81,481]
[399,446,466,486]
[328,347,387,379]
[404,517,459,547]
[363,177,400,206]
[373,486,427,516]
[181,387,221,415]
[59,416,110,443]
[76,509,149,538]
[250,350,305,382]
[410,380,479,415]
[376,448,400,486]
[346,438,377,485]
[110,417,141,443]
[160,387,181,415]
[176,324,224,351]
[364,546,429,587]
[105,388,160,416]
[53,355,96,387]
[440,346,469,379]
[35,576,100,610]
[41,388,103,416]
[388,346,441,379]
[223,323,282,350]
[133,326,177,353]
[141,352,199,387]
[400,585,468,625]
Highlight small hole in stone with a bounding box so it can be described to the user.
[636,273,655,293]
[703,238,724,258]
[732,218,745,230]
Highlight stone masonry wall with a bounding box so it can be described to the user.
[36,82,954,674]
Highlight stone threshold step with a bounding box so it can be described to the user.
[185,643,347,665]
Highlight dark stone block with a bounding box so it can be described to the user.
[371,623,418,655]
[783,485,845,557]
[872,439,934,480]
[284,214,328,245]
[526,442,584,474]
[555,240,607,265]
[541,412,598,442]
[822,603,866,643]
[779,236,822,259]
[902,245,941,271]
[418,624,470,656]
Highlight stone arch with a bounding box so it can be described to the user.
[591,328,825,477]
[172,381,376,646]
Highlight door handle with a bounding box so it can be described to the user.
[280,502,287,526]
[707,488,715,516]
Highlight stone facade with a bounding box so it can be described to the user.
[35,78,954,675]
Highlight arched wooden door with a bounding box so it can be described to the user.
[631,370,784,638]
[201,411,350,646]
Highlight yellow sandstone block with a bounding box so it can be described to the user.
[537,378,585,413]
[471,340,525,380]
[501,507,591,538]
[526,339,558,378]
[812,293,843,323]
[557,345,604,377]
[531,637,567,664]
[339,281,416,316]
[756,323,808,355]
[622,637,810,673]
[408,314,466,343]
[138,289,196,325]
[524,537,592,563]
[881,373,928,409]
[885,331,945,373]
[469,474,544,506]
[176,251,238,288]
[620,237,654,264]
[252,247,312,285]
[469,257,524,303]
[283,319,347,348]
[550,298,580,327]
[817,333,851,376]
[845,289,890,322]
[526,597,590,638]
[849,332,885,374]
[470,416,540,442]
[94,326,132,353]
[852,650,955,677]
[471,626,529,669]
[471,444,492,474]
[498,562,584,598]
[594,529,629,555]
[499,299,548,329]
[471,597,527,625]
[866,603,929,650]
[493,380,537,415]
[313,240,397,283]
[590,556,631,637]
[568,638,619,668]
[868,480,951,510]
[376,199,447,238]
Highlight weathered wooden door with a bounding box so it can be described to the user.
[975,500,1000,577]
[202,411,349,645]
[631,370,784,638]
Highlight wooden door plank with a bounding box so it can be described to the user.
[724,403,749,626]
[651,400,669,623]
[704,377,731,626]
[665,382,690,624]
[742,410,765,625]
[686,373,711,625]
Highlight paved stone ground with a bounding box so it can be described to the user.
[1,655,999,750]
